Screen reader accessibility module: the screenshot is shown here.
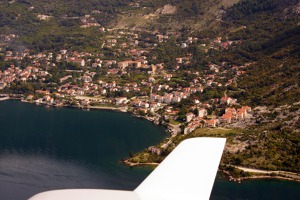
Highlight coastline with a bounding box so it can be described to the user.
[122,156,300,183]
[222,169,300,183]
[20,99,128,113]
[2,98,299,183]
[232,166,300,182]
[123,159,300,183]
[18,98,173,134]
[123,159,159,167]
[19,98,173,135]
[89,105,128,112]
[0,94,23,101]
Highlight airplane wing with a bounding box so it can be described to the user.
[135,137,226,200]
[29,137,226,200]
[28,189,140,200]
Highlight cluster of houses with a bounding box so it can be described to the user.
[210,36,243,50]
[0,65,50,90]
[184,118,219,135]
[220,106,252,123]
[183,105,252,135]
[57,79,144,98]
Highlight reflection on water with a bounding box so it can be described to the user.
[0,151,128,199]
[0,152,105,188]
[0,101,165,199]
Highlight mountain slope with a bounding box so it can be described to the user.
[0,0,131,36]
[221,0,300,106]
[115,0,241,31]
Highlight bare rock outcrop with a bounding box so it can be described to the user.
[155,4,177,15]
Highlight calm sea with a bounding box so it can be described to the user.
[0,101,299,200]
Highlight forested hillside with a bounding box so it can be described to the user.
[0,0,129,27]
[0,0,132,52]
[222,0,300,106]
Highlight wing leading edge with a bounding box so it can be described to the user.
[29,137,226,200]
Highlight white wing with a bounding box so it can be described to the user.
[135,137,226,200]
[29,189,140,200]
[29,137,226,200]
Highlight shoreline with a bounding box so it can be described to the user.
[222,169,300,183]
[123,159,159,167]
[2,98,299,183]
[20,99,128,113]
[122,161,300,183]
[18,98,172,131]
[89,105,128,112]
[18,98,173,134]
[123,159,300,183]
[0,95,23,101]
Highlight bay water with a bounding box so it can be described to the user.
[0,101,299,199]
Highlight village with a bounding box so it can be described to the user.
[0,28,252,140]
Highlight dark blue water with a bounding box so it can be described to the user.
[0,101,299,200]
[211,174,300,200]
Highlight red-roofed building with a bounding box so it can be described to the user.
[206,118,218,127]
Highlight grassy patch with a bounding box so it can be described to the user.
[169,119,181,125]
[128,152,163,163]
[193,127,240,136]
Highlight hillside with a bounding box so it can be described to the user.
[223,0,300,106]
[0,0,129,27]
[123,0,300,174]
[115,0,241,31]
[205,0,300,172]
[1,0,299,105]
[0,0,300,176]
[0,0,132,52]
